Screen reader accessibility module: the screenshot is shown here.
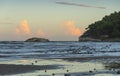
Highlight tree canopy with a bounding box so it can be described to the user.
[81,11,120,39]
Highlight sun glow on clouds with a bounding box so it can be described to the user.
[15,20,46,38]
[63,21,82,36]
[15,20,82,40]
[36,30,46,37]
[15,20,31,35]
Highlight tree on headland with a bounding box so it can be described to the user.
[80,11,120,40]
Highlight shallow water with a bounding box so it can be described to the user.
[0,41,120,60]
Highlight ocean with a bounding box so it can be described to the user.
[0,41,120,61]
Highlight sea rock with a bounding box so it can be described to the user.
[25,37,49,42]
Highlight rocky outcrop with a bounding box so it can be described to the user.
[79,37,101,42]
[25,37,49,42]
[79,37,120,42]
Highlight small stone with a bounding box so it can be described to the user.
[117,70,120,74]
[45,70,47,73]
[52,73,55,76]
[35,60,37,63]
[31,63,34,65]
[89,70,92,73]
[64,74,70,76]
[66,70,69,72]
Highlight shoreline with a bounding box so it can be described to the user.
[1,55,120,62]
[44,56,120,62]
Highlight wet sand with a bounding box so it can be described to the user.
[0,64,59,75]
[0,56,120,76]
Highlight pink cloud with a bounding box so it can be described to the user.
[15,20,31,35]
[36,30,46,37]
[62,21,82,36]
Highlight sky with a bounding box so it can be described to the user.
[0,0,120,41]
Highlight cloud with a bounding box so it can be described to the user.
[62,21,82,36]
[15,20,31,35]
[15,20,47,38]
[56,1,106,9]
[36,30,46,37]
[15,28,20,34]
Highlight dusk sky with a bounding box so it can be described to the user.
[0,0,120,41]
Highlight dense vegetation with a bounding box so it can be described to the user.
[81,11,120,39]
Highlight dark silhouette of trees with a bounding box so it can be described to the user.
[81,11,120,39]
